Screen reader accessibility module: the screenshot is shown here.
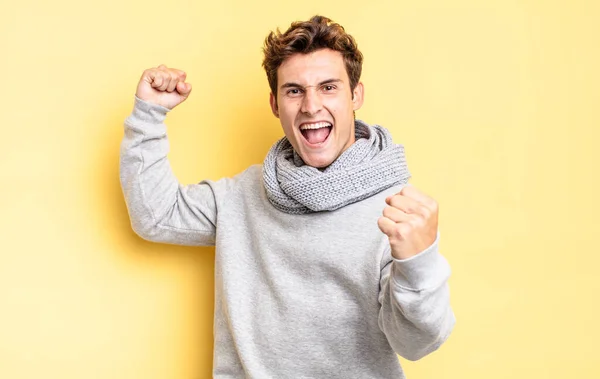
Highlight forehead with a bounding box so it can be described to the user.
[277,48,347,87]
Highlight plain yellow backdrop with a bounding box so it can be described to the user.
[1,0,598,378]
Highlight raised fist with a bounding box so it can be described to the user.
[135,64,192,110]
[377,184,439,260]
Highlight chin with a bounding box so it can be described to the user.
[301,153,335,169]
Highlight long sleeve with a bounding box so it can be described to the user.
[119,95,220,246]
[378,232,455,361]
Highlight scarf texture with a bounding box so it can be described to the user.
[262,120,411,214]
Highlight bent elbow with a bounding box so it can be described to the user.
[129,214,162,242]
[397,310,456,361]
[398,332,446,361]
[399,339,442,361]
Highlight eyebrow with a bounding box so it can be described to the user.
[279,78,343,90]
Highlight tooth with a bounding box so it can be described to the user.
[301,122,332,130]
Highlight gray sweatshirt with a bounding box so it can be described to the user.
[119,96,455,378]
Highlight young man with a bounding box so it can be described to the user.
[120,15,454,378]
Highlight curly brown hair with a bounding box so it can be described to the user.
[262,15,364,96]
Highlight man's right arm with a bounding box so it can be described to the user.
[119,65,218,246]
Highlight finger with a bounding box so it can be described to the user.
[158,64,167,70]
[166,72,180,92]
[400,185,436,209]
[386,194,423,215]
[382,206,410,223]
[377,216,397,237]
[176,81,192,95]
[149,71,164,89]
[156,73,170,91]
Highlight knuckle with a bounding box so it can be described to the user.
[419,205,431,218]
[397,223,411,236]
[408,216,422,228]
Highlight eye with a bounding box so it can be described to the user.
[286,88,303,96]
[323,85,336,92]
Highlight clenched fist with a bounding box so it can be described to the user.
[135,64,192,110]
[378,185,439,260]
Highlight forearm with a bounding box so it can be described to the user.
[119,96,217,246]
[378,233,455,361]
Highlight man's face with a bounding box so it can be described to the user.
[269,48,364,168]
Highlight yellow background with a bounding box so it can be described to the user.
[1,0,598,378]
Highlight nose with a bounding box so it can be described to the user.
[300,89,322,116]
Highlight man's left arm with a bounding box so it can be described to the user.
[377,185,456,361]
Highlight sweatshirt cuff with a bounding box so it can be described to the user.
[126,95,171,126]
[390,231,451,291]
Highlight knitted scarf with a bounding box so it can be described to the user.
[262,120,411,214]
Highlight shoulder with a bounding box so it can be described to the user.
[203,164,263,194]
[232,164,263,184]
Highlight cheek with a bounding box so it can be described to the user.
[279,104,299,132]
[325,96,351,114]
[280,102,301,118]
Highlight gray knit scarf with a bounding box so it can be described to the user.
[262,119,411,214]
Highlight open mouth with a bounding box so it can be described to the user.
[299,122,333,145]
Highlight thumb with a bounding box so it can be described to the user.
[177,82,192,96]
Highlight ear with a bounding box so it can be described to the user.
[269,92,279,118]
[352,82,364,111]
